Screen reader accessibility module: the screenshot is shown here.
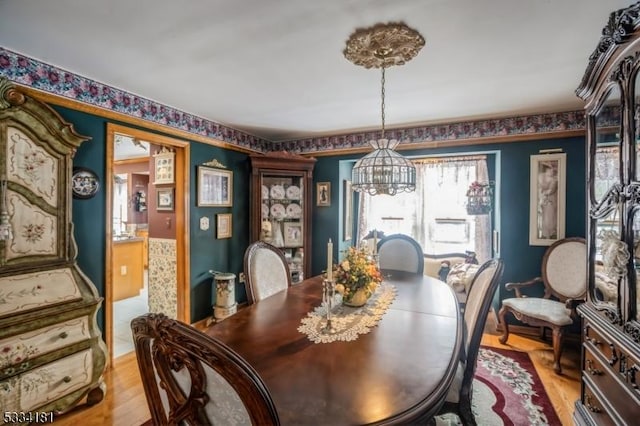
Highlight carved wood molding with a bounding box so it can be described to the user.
[343,22,425,69]
[577,3,640,100]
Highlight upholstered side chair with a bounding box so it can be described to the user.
[438,258,504,426]
[498,237,586,374]
[377,233,425,275]
[131,313,280,426]
[244,241,292,305]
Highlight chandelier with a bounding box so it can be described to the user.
[344,22,424,196]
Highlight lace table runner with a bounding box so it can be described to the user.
[297,284,397,344]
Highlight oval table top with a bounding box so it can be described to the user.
[205,270,462,425]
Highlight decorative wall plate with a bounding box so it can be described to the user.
[286,203,302,218]
[262,203,269,219]
[270,203,286,219]
[286,185,301,200]
[270,185,285,199]
[262,185,269,199]
[72,167,100,199]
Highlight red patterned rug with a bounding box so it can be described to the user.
[437,346,561,425]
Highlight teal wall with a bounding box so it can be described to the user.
[188,143,250,320]
[54,102,586,333]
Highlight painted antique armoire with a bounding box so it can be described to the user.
[0,78,107,418]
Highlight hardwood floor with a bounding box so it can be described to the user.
[53,327,580,425]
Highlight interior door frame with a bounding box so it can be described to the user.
[105,123,191,365]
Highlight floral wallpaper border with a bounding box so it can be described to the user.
[0,47,270,152]
[1,47,619,155]
[273,110,590,154]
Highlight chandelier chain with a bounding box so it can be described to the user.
[380,67,386,139]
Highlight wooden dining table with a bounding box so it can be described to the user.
[205,270,462,425]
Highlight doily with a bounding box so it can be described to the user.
[297,284,397,344]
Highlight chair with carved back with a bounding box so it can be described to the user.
[244,241,292,305]
[498,237,586,374]
[437,258,504,425]
[131,313,280,426]
[377,233,425,275]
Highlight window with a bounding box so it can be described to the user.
[359,155,492,261]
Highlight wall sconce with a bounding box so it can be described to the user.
[0,179,13,241]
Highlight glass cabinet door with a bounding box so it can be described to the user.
[632,70,640,321]
[591,83,622,312]
[260,173,305,282]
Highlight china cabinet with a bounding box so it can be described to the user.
[0,79,107,418]
[249,151,316,283]
[574,3,640,424]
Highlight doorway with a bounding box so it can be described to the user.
[105,123,191,364]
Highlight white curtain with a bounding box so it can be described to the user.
[474,160,491,263]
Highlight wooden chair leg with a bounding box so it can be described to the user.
[460,399,477,425]
[498,306,510,344]
[551,326,563,374]
[458,389,477,426]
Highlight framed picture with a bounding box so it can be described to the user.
[343,180,353,241]
[153,147,175,185]
[529,153,566,246]
[216,213,232,239]
[156,188,174,211]
[283,222,303,247]
[198,166,233,207]
[317,182,331,206]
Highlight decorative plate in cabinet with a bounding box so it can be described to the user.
[287,203,302,219]
[271,203,286,220]
[286,185,301,200]
[270,185,285,199]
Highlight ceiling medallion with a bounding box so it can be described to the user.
[343,22,425,69]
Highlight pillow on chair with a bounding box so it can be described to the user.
[446,263,480,294]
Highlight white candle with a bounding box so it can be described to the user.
[327,239,333,281]
[373,230,378,255]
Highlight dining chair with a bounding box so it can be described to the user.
[498,237,586,374]
[130,313,280,426]
[244,241,292,305]
[377,233,424,275]
[438,258,504,426]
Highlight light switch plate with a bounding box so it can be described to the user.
[200,216,210,231]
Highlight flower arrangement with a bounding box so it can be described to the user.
[333,247,383,305]
[466,181,493,215]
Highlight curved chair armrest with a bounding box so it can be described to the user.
[565,298,585,310]
[566,298,586,319]
[504,277,543,298]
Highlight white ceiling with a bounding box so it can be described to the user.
[0,0,631,142]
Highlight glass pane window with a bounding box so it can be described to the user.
[363,156,490,259]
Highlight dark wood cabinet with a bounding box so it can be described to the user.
[249,151,316,283]
[574,3,640,423]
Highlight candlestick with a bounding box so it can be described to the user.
[321,279,337,334]
[373,230,378,255]
[327,239,333,280]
